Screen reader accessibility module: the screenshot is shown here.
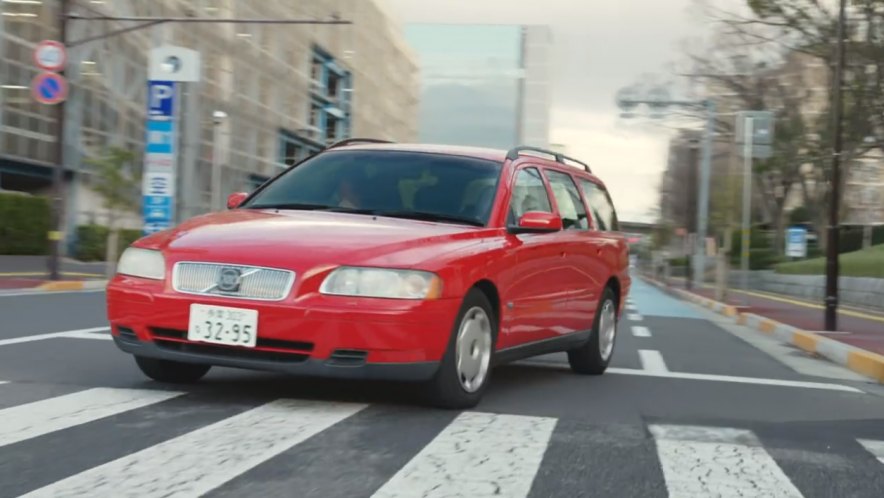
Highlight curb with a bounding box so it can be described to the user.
[36,280,108,292]
[641,275,884,384]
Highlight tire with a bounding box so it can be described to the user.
[134,356,211,384]
[424,288,497,409]
[568,287,618,375]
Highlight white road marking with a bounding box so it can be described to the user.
[631,325,652,338]
[639,349,669,373]
[372,411,557,498]
[62,331,112,341]
[513,361,864,393]
[0,326,110,347]
[21,399,367,498]
[649,424,803,497]
[0,289,105,298]
[857,439,884,465]
[627,313,643,321]
[0,387,184,448]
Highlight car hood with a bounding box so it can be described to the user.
[138,209,491,270]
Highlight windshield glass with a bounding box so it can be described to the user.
[244,150,502,226]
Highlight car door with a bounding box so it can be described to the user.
[542,169,596,335]
[576,178,628,320]
[497,166,571,349]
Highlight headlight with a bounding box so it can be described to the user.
[117,248,166,280]
[319,267,442,299]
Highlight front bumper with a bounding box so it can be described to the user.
[107,275,459,382]
[113,334,440,381]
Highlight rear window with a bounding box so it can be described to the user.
[244,150,502,225]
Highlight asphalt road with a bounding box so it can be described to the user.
[0,278,883,497]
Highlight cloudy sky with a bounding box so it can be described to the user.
[383,0,715,222]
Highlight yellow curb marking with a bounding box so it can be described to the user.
[792,331,819,353]
[759,320,777,334]
[38,281,86,291]
[846,351,884,383]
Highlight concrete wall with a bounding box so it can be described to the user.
[730,270,884,311]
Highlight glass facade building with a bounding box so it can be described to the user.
[404,23,551,150]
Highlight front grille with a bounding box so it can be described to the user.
[172,262,295,301]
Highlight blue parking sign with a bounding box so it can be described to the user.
[147,81,176,119]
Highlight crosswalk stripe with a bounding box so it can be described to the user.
[649,424,803,497]
[0,387,183,448]
[372,411,557,498]
[627,313,643,321]
[857,438,884,465]
[631,325,651,337]
[21,399,367,498]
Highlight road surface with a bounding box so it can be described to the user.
[0,277,882,497]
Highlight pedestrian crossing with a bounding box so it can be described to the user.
[0,383,882,498]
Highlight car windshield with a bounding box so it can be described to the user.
[243,150,502,226]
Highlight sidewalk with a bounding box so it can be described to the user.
[0,256,107,292]
[664,277,884,356]
[643,272,884,383]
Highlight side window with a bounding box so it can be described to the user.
[580,179,620,231]
[545,170,589,230]
[507,167,553,224]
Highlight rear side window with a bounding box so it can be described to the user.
[579,179,619,231]
[507,167,553,224]
[544,170,589,230]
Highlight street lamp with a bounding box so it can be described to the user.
[616,85,717,288]
[210,110,227,212]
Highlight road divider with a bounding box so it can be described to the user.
[642,276,884,384]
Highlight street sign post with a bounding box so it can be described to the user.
[33,40,67,72]
[786,227,808,258]
[31,72,68,105]
[142,80,179,235]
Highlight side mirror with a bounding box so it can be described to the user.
[508,211,563,234]
[226,192,249,210]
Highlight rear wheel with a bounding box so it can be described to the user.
[424,289,496,409]
[568,287,618,375]
[134,356,211,384]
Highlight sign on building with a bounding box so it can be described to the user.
[785,227,808,258]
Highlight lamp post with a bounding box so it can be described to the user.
[825,0,847,331]
[616,86,716,288]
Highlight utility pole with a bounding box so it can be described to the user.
[741,117,754,307]
[47,0,70,281]
[43,5,351,280]
[825,0,847,331]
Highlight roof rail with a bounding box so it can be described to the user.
[326,138,395,149]
[505,145,591,173]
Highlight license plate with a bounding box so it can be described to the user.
[187,304,258,348]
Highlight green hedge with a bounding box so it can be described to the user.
[74,225,143,262]
[0,193,51,255]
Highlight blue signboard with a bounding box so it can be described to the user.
[142,80,178,236]
[785,227,808,258]
[147,80,176,119]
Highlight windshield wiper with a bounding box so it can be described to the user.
[374,210,485,227]
[246,202,336,211]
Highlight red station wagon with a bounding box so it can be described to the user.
[107,140,631,408]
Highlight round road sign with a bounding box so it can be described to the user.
[33,40,67,72]
[31,72,68,105]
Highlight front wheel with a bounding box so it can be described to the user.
[134,356,211,384]
[424,289,497,409]
[567,287,618,375]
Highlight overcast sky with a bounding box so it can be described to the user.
[383,0,715,222]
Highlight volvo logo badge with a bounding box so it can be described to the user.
[217,267,242,293]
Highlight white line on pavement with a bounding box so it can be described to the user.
[631,326,652,338]
[857,439,884,465]
[0,289,105,298]
[0,327,111,347]
[62,331,113,341]
[22,399,367,498]
[372,411,557,498]
[0,387,184,448]
[649,424,803,497]
[639,350,669,373]
[627,313,643,321]
[513,361,864,393]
